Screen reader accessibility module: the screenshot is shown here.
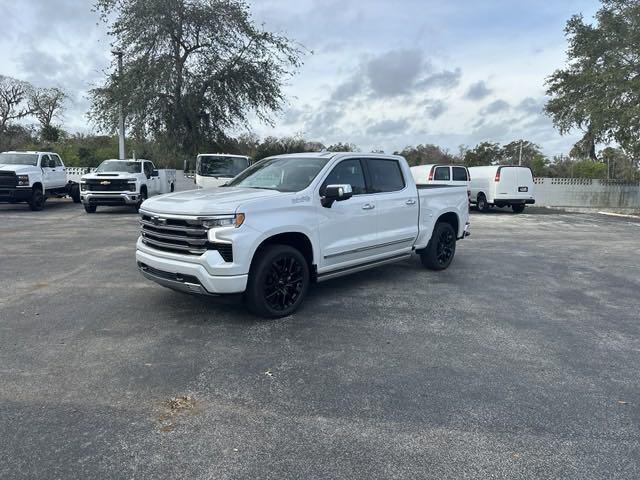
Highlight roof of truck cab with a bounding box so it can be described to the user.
[101,159,150,162]
[2,150,58,155]
[266,152,404,160]
[197,153,249,158]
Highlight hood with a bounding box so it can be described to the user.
[82,172,140,180]
[140,186,284,216]
[0,164,39,175]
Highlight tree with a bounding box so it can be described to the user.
[254,135,324,160]
[600,147,639,180]
[500,140,549,176]
[327,142,357,152]
[90,0,305,154]
[396,144,456,167]
[29,87,67,141]
[463,141,502,167]
[545,0,640,158]
[0,75,34,133]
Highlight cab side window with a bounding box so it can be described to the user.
[452,167,468,181]
[53,155,63,168]
[144,162,153,177]
[434,166,450,181]
[40,155,52,168]
[321,159,367,195]
[366,159,405,193]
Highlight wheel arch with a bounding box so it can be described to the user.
[436,211,459,237]
[32,182,44,193]
[250,232,315,279]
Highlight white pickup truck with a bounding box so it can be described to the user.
[80,159,176,213]
[136,152,470,317]
[0,151,81,210]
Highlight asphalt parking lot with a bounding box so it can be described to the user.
[1,182,639,479]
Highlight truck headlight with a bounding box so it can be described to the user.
[17,175,29,186]
[200,214,245,229]
[128,182,137,191]
[80,183,88,191]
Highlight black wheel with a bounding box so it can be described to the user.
[244,245,310,318]
[29,188,45,211]
[512,204,525,214]
[136,189,147,212]
[421,222,457,271]
[170,183,175,192]
[84,204,97,213]
[70,184,81,203]
[476,193,489,212]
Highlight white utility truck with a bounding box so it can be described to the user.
[136,152,471,318]
[0,151,81,211]
[195,154,251,188]
[468,165,535,213]
[80,159,176,213]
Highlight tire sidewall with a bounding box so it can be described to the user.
[30,188,44,211]
[477,194,488,212]
[246,245,310,318]
[421,222,456,270]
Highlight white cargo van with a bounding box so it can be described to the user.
[410,164,470,188]
[195,154,251,189]
[468,165,535,213]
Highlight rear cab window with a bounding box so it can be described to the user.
[366,158,405,193]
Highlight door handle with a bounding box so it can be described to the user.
[362,203,375,210]
[405,199,417,205]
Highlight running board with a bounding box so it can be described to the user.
[316,253,412,282]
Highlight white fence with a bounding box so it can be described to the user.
[533,178,640,210]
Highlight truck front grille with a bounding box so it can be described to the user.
[139,214,233,261]
[85,179,132,191]
[0,171,18,189]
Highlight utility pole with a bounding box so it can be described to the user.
[112,50,126,160]
[518,140,523,166]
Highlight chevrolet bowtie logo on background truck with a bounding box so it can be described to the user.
[99,180,111,185]
[151,216,167,226]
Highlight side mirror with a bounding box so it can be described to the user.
[151,169,159,177]
[321,184,353,208]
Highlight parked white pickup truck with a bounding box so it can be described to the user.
[80,159,176,213]
[0,151,80,210]
[136,152,470,317]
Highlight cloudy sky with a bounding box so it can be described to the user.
[0,0,601,155]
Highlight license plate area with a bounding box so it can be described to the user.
[518,186,528,192]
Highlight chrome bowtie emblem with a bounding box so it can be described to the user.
[100,180,111,185]
[151,216,166,226]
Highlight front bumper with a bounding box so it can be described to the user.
[136,244,248,295]
[0,186,32,202]
[81,191,139,206]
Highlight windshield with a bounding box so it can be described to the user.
[197,156,249,177]
[0,153,38,166]
[226,157,329,192]
[96,160,142,174]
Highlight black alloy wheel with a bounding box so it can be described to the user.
[420,222,457,270]
[245,245,310,318]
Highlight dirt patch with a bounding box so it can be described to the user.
[157,395,200,433]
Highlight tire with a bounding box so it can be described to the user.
[476,193,489,213]
[512,204,525,214]
[244,245,310,318]
[136,189,147,212]
[170,183,175,192]
[29,188,45,211]
[84,204,97,213]
[70,184,81,203]
[421,222,457,271]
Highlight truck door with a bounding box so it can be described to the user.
[364,158,418,256]
[317,158,379,270]
[51,155,66,188]
[144,161,158,195]
[39,155,57,191]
